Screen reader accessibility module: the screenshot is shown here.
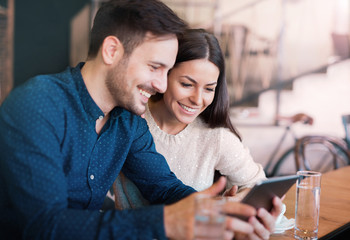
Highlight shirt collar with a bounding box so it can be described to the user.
[110,107,125,119]
[72,62,104,122]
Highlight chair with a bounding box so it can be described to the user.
[342,114,350,149]
[294,135,350,173]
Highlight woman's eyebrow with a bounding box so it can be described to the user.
[206,82,217,86]
[181,75,217,86]
[181,75,196,83]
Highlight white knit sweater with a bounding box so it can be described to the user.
[113,106,266,209]
[144,106,266,191]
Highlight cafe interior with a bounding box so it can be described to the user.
[1,0,350,239]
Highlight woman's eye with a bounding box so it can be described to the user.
[181,82,192,87]
[206,88,215,92]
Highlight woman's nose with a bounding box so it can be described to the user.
[190,90,202,105]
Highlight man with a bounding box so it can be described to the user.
[0,0,281,239]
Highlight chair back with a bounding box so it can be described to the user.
[342,114,350,149]
[294,135,350,172]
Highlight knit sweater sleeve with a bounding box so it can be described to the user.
[215,128,266,189]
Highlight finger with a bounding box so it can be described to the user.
[224,185,238,197]
[246,233,260,240]
[249,216,270,240]
[201,176,227,196]
[223,230,234,240]
[281,194,286,201]
[235,232,263,240]
[247,233,261,240]
[226,217,254,235]
[223,201,256,218]
[271,197,283,218]
[257,208,275,233]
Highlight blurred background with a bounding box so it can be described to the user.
[1,0,349,175]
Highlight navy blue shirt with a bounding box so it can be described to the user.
[0,63,195,239]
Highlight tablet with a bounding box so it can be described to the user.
[229,175,299,220]
[241,175,299,211]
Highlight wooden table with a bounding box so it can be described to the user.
[270,166,350,239]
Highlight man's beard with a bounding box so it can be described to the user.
[105,58,145,116]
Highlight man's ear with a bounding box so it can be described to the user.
[101,36,124,65]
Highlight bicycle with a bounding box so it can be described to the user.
[263,113,350,177]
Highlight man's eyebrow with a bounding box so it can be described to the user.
[181,75,217,86]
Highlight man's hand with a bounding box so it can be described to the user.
[164,177,257,240]
[235,196,283,240]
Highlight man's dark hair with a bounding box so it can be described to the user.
[87,0,187,58]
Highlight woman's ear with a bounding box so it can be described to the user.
[101,36,124,65]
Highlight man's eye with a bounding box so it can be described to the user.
[151,65,159,70]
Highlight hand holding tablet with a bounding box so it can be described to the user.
[229,175,299,220]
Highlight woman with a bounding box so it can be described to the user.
[113,28,266,209]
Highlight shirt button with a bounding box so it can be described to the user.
[98,116,104,120]
[90,174,95,180]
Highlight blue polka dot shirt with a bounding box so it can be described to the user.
[0,63,196,240]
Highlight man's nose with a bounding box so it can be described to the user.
[152,72,167,93]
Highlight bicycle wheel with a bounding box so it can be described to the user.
[268,146,296,177]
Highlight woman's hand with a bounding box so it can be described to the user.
[223,186,250,202]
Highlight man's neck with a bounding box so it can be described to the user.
[81,60,115,115]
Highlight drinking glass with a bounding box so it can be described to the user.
[194,194,226,240]
[294,171,321,240]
